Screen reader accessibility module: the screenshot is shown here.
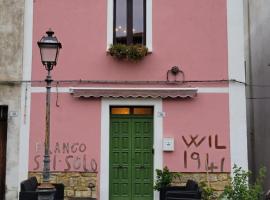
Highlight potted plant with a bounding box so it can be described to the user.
[199,181,217,200]
[108,43,148,61]
[154,166,181,200]
[220,165,266,200]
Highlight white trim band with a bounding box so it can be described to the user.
[227,0,248,171]
[19,0,33,189]
[30,87,229,94]
[31,87,70,93]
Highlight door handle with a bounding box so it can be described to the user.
[139,165,145,169]
[118,165,123,169]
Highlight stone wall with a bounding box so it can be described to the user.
[172,172,230,197]
[245,0,270,189]
[0,0,25,199]
[29,172,98,199]
[0,0,24,80]
[29,172,230,199]
[0,85,22,199]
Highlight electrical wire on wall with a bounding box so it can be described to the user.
[4,78,270,100]
[23,84,28,124]
[0,78,254,86]
[56,81,60,107]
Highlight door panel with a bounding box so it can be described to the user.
[110,115,153,200]
[110,118,132,200]
[132,119,153,200]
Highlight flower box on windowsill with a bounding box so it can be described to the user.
[108,44,148,62]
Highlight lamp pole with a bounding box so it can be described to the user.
[37,29,62,200]
[44,67,52,183]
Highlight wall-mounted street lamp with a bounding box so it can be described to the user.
[37,29,62,200]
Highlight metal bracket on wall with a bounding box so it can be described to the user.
[166,66,185,83]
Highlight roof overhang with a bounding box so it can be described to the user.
[70,88,197,99]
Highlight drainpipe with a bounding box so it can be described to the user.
[246,0,256,183]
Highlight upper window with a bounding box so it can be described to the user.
[113,0,146,45]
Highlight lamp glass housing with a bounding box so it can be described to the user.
[38,30,62,67]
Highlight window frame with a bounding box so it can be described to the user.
[107,0,152,51]
[113,0,146,45]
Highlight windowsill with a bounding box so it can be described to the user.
[106,46,153,53]
[105,49,153,56]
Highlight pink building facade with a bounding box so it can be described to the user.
[21,0,248,199]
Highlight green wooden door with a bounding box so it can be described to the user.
[110,111,153,200]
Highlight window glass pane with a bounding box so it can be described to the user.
[115,0,127,44]
[111,108,130,115]
[133,0,145,44]
[133,107,153,115]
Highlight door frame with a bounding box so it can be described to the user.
[0,106,8,200]
[101,98,163,200]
